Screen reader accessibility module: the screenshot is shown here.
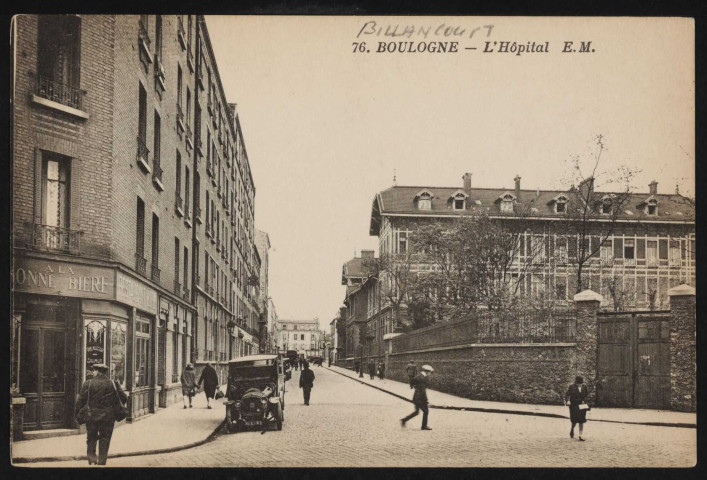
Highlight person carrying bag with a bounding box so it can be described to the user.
[74,363,129,465]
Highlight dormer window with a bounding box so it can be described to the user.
[415,189,434,211]
[641,196,659,216]
[555,195,568,214]
[602,203,612,215]
[450,190,468,211]
[647,204,657,215]
[500,194,514,213]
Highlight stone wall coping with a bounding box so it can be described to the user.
[668,284,696,297]
[390,342,576,356]
[573,290,603,302]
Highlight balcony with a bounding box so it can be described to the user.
[206,159,214,178]
[154,56,166,93]
[28,223,82,254]
[195,137,203,159]
[151,264,161,283]
[195,204,202,224]
[196,65,204,90]
[187,48,195,73]
[33,75,88,119]
[217,185,222,198]
[175,193,184,217]
[136,136,151,173]
[152,160,164,191]
[176,103,185,136]
[183,288,191,301]
[174,280,182,296]
[185,123,193,152]
[177,17,187,50]
[207,98,214,116]
[138,18,153,68]
[184,204,192,228]
[135,253,147,276]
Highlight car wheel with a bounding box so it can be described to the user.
[276,402,283,431]
[225,407,236,433]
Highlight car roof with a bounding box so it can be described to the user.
[228,354,279,364]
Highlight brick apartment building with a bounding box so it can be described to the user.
[340,174,695,370]
[10,15,262,437]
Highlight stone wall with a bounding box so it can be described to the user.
[668,286,696,411]
[388,344,576,404]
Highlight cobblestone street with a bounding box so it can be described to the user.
[28,367,696,468]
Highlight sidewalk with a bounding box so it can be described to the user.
[12,386,226,464]
[327,365,696,428]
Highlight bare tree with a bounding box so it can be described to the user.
[561,135,638,294]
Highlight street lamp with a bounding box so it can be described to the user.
[227,319,236,361]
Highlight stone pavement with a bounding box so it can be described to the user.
[326,365,697,428]
[11,385,226,464]
[21,367,696,468]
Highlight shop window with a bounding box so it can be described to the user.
[84,319,106,379]
[111,322,127,388]
[11,315,21,393]
[135,316,152,388]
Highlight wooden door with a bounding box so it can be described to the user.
[634,315,671,408]
[597,315,633,407]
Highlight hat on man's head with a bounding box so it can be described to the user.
[421,365,434,372]
[93,363,109,371]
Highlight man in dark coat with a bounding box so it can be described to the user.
[354,360,360,374]
[378,361,385,380]
[401,364,433,430]
[198,362,219,409]
[405,360,417,389]
[299,361,316,405]
[368,359,376,380]
[75,363,128,465]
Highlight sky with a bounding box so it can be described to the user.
[204,16,694,325]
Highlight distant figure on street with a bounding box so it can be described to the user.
[180,363,198,408]
[405,360,417,389]
[401,364,434,430]
[354,360,360,374]
[368,359,376,380]
[564,376,589,441]
[294,359,299,371]
[299,360,316,405]
[378,361,385,380]
[198,362,219,409]
[75,363,128,465]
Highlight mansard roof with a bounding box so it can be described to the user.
[369,184,694,235]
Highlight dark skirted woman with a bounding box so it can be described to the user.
[564,376,589,441]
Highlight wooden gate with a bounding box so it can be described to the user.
[597,312,670,409]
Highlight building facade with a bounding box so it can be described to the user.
[369,174,695,312]
[10,14,262,437]
[273,319,321,358]
[255,229,271,352]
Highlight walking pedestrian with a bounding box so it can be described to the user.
[299,360,316,405]
[564,376,590,441]
[198,362,219,409]
[400,364,434,430]
[180,363,198,408]
[368,359,376,380]
[378,361,385,380]
[405,360,417,389]
[74,363,128,465]
[354,360,360,374]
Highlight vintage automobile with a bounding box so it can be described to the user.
[224,354,286,433]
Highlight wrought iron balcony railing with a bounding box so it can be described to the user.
[183,288,191,301]
[187,48,195,73]
[28,223,82,254]
[138,17,151,50]
[174,280,182,296]
[136,136,150,168]
[177,17,187,49]
[185,123,193,151]
[195,204,202,224]
[175,193,183,215]
[35,75,86,111]
[135,253,147,276]
[151,264,161,283]
[152,158,163,186]
[176,103,185,133]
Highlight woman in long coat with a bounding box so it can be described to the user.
[198,362,219,409]
[564,376,589,441]
[180,363,198,408]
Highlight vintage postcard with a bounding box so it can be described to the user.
[10,15,695,468]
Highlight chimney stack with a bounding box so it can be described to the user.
[649,181,658,195]
[462,173,473,196]
[514,175,521,198]
[361,250,375,261]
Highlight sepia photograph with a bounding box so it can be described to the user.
[9,14,696,468]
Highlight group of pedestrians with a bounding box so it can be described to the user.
[180,362,220,409]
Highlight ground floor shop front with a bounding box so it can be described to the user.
[11,253,194,438]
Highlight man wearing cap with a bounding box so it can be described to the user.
[405,360,417,389]
[400,364,433,430]
[75,363,128,465]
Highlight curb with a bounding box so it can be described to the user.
[12,419,226,464]
[326,367,696,429]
